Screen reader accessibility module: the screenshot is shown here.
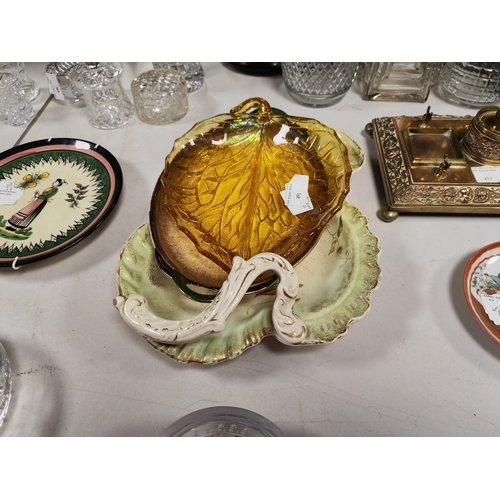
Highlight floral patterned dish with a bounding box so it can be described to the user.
[0,138,122,267]
[116,201,381,364]
[463,241,500,345]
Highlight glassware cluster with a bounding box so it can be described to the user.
[279,62,500,108]
[1,62,498,130]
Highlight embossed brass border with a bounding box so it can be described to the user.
[368,113,500,221]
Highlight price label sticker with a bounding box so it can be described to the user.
[280,174,313,215]
[481,294,500,325]
[471,166,500,183]
[0,180,22,206]
[46,72,66,100]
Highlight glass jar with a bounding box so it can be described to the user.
[438,63,500,108]
[361,62,441,102]
[281,62,359,107]
[131,69,188,125]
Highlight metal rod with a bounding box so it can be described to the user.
[13,94,54,147]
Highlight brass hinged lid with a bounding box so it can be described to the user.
[475,106,500,140]
[462,106,500,165]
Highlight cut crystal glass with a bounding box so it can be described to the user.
[438,63,500,108]
[281,62,359,107]
[361,62,441,102]
[0,342,12,428]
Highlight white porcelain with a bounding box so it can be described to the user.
[114,252,306,346]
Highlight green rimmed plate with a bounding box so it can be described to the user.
[116,201,381,364]
[0,138,122,267]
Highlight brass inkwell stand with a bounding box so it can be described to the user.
[366,106,500,221]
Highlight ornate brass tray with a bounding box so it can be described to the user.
[367,108,500,222]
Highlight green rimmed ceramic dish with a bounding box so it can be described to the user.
[117,201,381,364]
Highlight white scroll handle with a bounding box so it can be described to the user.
[114,252,307,346]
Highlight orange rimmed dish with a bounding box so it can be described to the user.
[463,241,500,345]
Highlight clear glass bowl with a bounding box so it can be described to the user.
[131,69,188,125]
[160,406,285,437]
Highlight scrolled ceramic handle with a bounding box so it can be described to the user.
[114,252,306,346]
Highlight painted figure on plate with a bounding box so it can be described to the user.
[0,179,68,240]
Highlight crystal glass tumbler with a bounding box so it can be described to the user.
[72,62,135,129]
[46,62,86,103]
[152,62,204,92]
[0,342,12,428]
[361,62,441,102]
[131,69,188,125]
[0,62,39,102]
[438,63,500,108]
[281,62,359,107]
[0,71,34,126]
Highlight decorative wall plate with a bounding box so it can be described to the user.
[116,201,381,364]
[463,241,500,345]
[0,138,122,267]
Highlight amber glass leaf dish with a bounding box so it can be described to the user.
[150,98,353,290]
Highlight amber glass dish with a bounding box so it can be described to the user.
[150,97,352,291]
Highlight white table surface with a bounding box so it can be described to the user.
[1,62,499,438]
